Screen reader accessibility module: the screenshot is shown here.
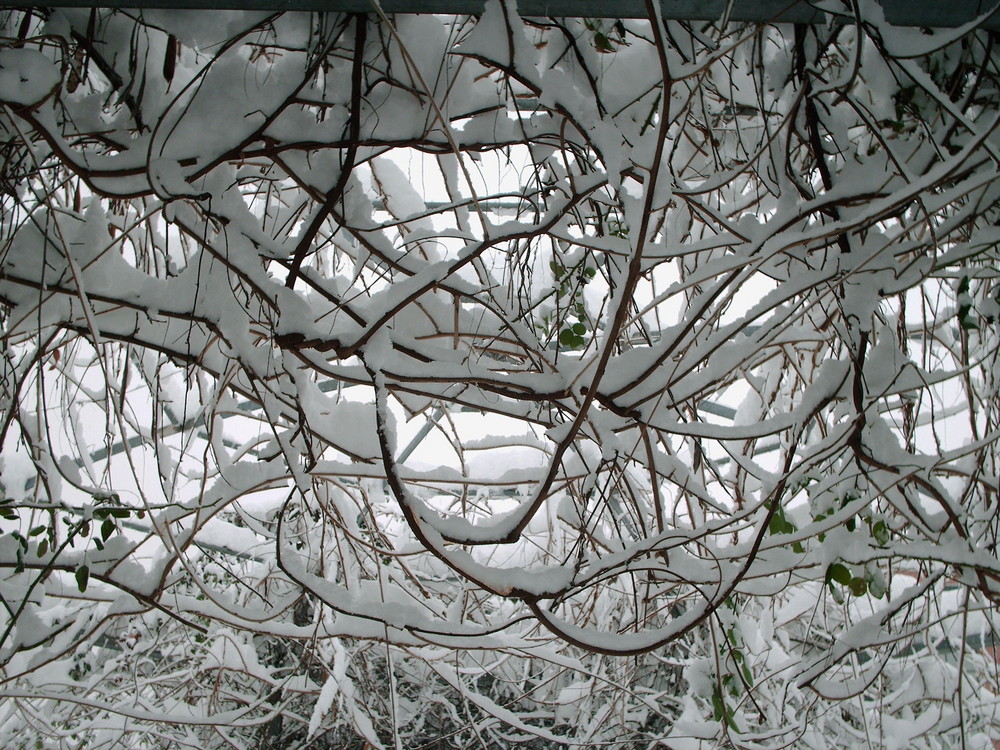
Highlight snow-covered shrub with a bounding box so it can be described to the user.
[1,3,999,747]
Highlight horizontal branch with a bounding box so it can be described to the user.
[31,0,1000,29]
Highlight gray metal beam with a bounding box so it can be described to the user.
[27,0,1000,29]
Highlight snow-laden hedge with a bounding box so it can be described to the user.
[1,3,999,747]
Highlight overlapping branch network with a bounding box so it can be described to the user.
[1,2,999,746]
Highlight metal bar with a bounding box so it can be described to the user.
[28,0,1000,29]
[397,408,444,464]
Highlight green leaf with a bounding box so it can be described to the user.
[848,577,868,597]
[28,524,47,537]
[80,520,91,538]
[722,673,739,696]
[829,582,844,604]
[872,520,890,546]
[36,538,48,558]
[767,503,797,538]
[960,314,980,331]
[559,329,576,346]
[827,563,852,586]
[711,683,739,730]
[711,685,726,721]
[101,518,116,542]
[867,572,886,599]
[75,565,90,593]
[593,32,614,53]
[572,322,587,335]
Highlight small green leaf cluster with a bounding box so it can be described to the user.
[813,493,889,546]
[0,494,143,593]
[956,274,1000,331]
[584,19,629,54]
[711,616,752,732]
[810,493,890,602]
[826,560,886,603]
[711,682,739,731]
[765,501,804,553]
[1,499,45,574]
[549,256,597,350]
[72,499,145,592]
[879,84,919,135]
[725,625,753,689]
[90,503,143,551]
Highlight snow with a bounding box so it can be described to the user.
[307,647,343,739]
[0,47,59,106]
[297,378,383,461]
